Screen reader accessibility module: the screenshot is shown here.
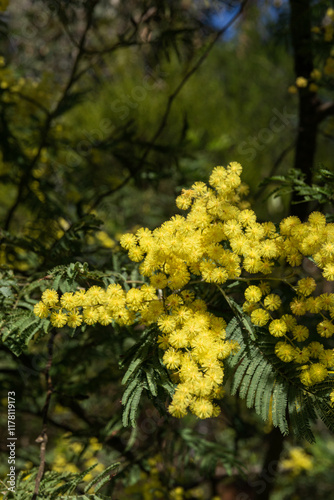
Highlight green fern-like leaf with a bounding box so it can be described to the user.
[120,327,174,427]
[225,315,334,441]
[84,461,120,494]
[1,309,50,356]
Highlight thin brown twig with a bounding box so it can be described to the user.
[88,0,248,212]
[316,100,334,122]
[4,1,98,232]
[32,330,57,500]
[9,92,50,115]
[254,139,296,199]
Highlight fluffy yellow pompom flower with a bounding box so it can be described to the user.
[243,301,259,314]
[296,76,308,88]
[264,294,282,311]
[120,233,137,249]
[317,320,334,338]
[319,293,334,310]
[34,302,50,319]
[292,324,309,342]
[305,297,322,314]
[41,289,59,307]
[279,216,301,236]
[244,285,262,303]
[126,288,144,311]
[322,263,334,281]
[281,448,313,475]
[261,240,279,259]
[191,398,216,419]
[269,319,287,337]
[50,310,68,328]
[275,342,295,362]
[308,211,326,227]
[85,286,105,306]
[163,348,182,369]
[238,209,257,227]
[290,298,307,316]
[106,283,125,299]
[307,342,325,358]
[67,311,82,328]
[157,333,169,350]
[209,166,227,189]
[169,328,189,349]
[296,277,317,296]
[98,308,113,325]
[82,307,99,325]
[250,308,270,326]
[168,401,188,418]
[309,363,328,383]
[60,292,78,310]
[176,189,194,210]
[299,368,313,386]
[321,241,334,258]
[150,273,168,289]
[228,161,243,175]
[318,349,334,367]
[293,347,310,364]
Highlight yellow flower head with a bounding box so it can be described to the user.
[50,310,68,328]
[295,76,308,88]
[41,289,59,307]
[33,302,50,319]
[120,233,137,250]
[264,294,282,311]
[275,342,295,362]
[269,319,287,337]
[251,308,270,326]
[67,311,82,328]
[60,292,78,310]
[292,324,309,342]
[281,447,313,476]
[244,285,262,303]
[296,277,317,296]
[191,398,215,419]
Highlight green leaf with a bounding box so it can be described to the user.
[84,462,120,493]
[122,377,141,406]
[145,366,158,397]
[121,358,143,385]
[129,383,144,427]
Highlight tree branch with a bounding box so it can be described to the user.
[316,100,334,122]
[4,1,98,231]
[88,0,249,212]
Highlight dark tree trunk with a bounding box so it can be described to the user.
[289,0,318,220]
[256,427,285,500]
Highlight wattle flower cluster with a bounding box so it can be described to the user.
[34,162,334,417]
[243,280,334,387]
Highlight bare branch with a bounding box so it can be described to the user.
[88,0,249,212]
[316,100,334,122]
[4,1,98,231]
